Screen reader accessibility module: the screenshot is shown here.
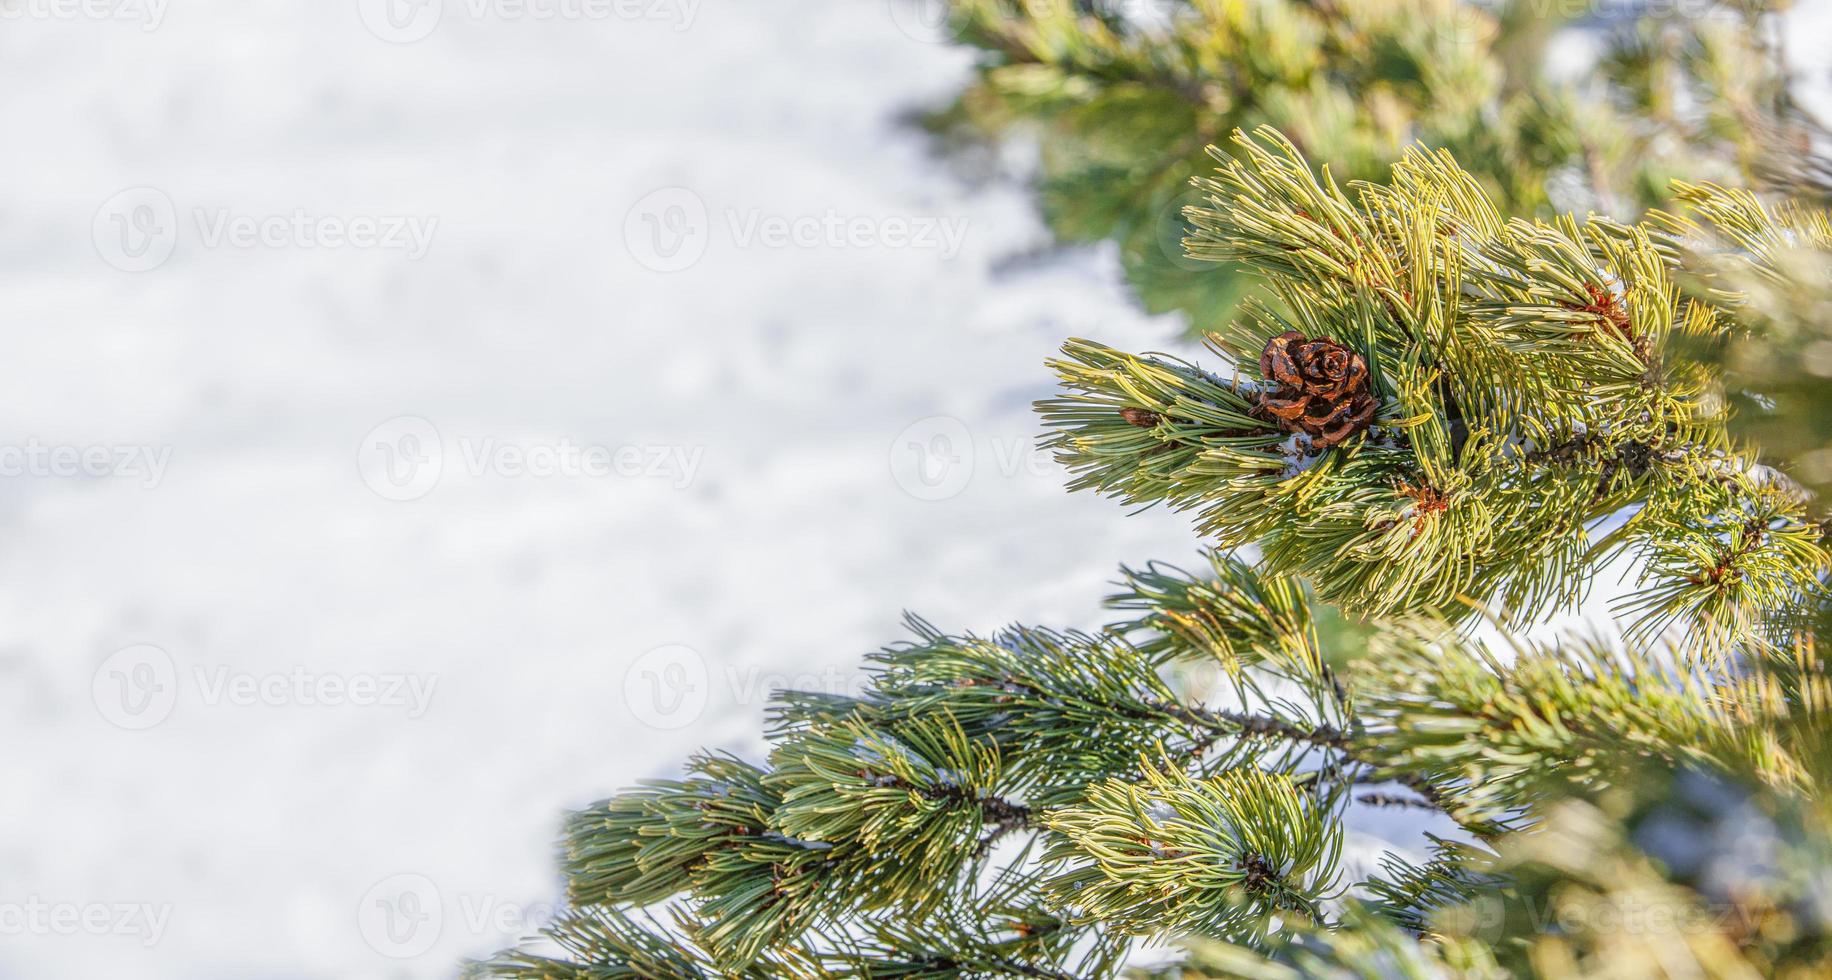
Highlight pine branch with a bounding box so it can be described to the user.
[1040,126,1828,641]
[1042,765,1343,938]
[487,83,1832,975]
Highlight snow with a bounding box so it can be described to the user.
[2,1,1829,978]
[0,3,1204,977]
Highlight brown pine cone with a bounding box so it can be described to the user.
[1119,407,1162,428]
[1253,330,1378,449]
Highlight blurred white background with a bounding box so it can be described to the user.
[0,1,1209,976]
[5,1,1831,978]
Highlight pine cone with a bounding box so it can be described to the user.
[1119,407,1162,428]
[1253,331,1377,449]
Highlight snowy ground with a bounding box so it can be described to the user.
[1,2,1829,978]
[0,3,1210,977]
